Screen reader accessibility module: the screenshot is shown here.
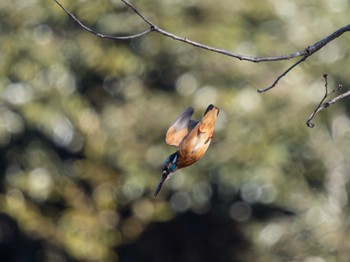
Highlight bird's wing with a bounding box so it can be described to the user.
[165,107,197,146]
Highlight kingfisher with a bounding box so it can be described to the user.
[154,104,220,197]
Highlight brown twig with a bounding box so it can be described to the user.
[52,0,153,40]
[52,0,350,91]
[258,56,309,93]
[306,74,349,128]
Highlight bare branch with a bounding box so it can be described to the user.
[52,0,350,91]
[52,0,153,40]
[258,56,308,93]
[306,75,349,128]
[121,0,350,64]
[120,0,154,27]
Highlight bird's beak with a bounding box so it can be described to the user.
[154,170,169,197]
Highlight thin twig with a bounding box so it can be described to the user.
[258,56,308,93]
[306,74,332,128]
[52,0,153,40]
[52,0,350,91]
[306,75,348,128]
[120,0,154,27]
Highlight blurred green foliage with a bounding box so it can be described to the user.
[1,0,350,261]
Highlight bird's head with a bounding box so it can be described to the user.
[154,152,178,197]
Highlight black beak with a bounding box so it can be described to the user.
[154,170,169,197]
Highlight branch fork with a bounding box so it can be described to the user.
[52,0,350,127]
[306,74,349,128]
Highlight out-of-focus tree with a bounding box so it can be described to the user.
[1,0,350,261]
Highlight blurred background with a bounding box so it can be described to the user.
[1,0,350,261]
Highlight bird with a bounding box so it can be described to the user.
[154,104,220,197]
